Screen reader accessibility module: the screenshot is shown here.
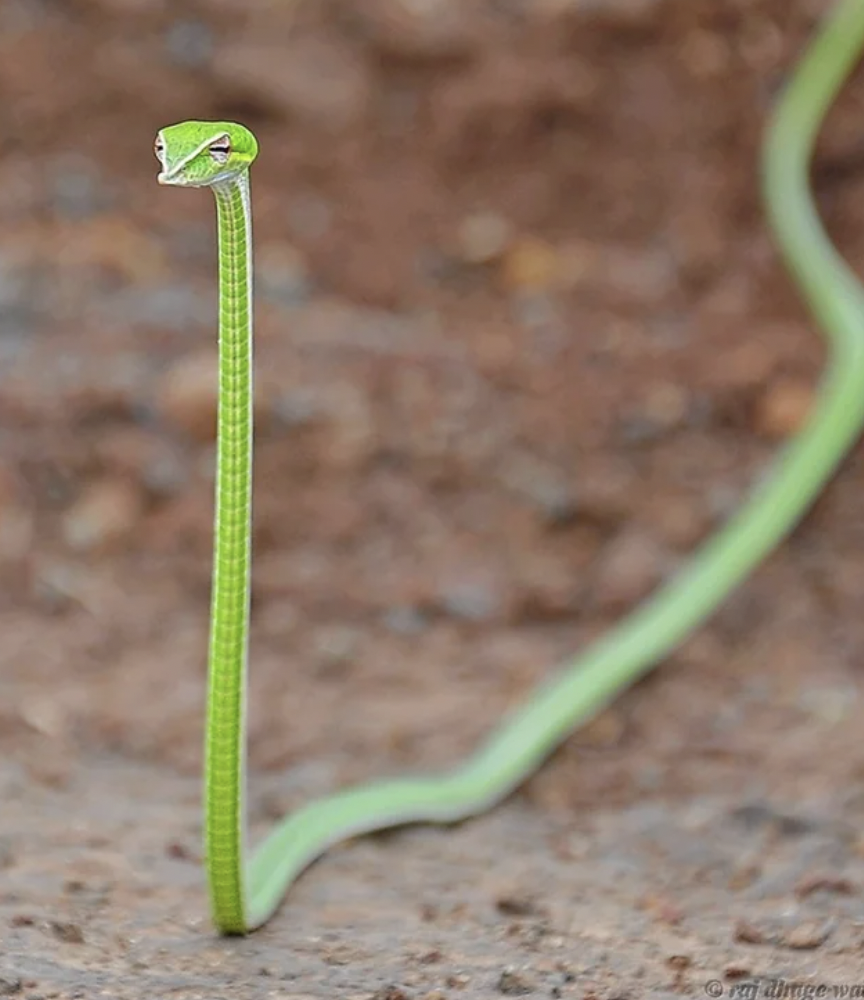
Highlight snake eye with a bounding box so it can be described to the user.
[209,137,231,164]
[154,137,165,160]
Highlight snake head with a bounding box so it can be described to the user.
[155,121,258,188]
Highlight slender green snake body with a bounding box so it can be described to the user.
[156,0,864,935]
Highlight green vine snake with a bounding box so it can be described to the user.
[155,0,864,935]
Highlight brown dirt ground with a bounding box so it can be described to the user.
[4,0,864,997]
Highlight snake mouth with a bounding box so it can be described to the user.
[158,169,238,189]
[157,170,195,187]
[157,170,182,186]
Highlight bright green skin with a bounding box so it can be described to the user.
[156,0,864,936]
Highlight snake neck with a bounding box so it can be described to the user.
[204,171,254,934]
[213,173,254,372]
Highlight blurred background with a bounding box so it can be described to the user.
[4,0,864,991]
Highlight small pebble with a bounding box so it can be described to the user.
[497,967,537,996]
[647,494,709,550]
[50,155,105,219]
[313,625,360,676]
[320,388,377,470]
[165,841,195,861]
[499,454,575,524]
[49,921,84,944]
[156,351,218,441]
[665,954,691,971]
[639,894,683,926]
[496,895,540,917]
[382,606,429,635]
[640,382,689,431]
[256,241,311,308]
[781,919,834,951]
[502,237,560,293]
[572,458,636,525]
[794,874,854,899]
[591,529,667,613]
[573,708,626,748]
[62,480,143,552]
[440,579,504,623]
[371,988,411,1000]
[755,377,814,439]
[724,965,752,981]
[457,212,513,264]
[733,919,766,945]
